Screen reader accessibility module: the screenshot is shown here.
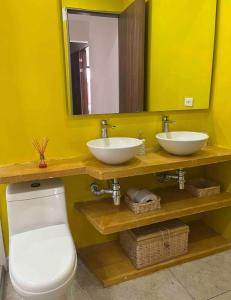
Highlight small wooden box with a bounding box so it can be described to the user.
[120,219,189,269]
[185,178,220,198]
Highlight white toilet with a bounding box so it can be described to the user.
[6,178,77,300]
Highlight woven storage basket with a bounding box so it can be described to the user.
[120,219,189,269]
[185,178,220,198]
[125,195,161,214]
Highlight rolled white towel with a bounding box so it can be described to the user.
[127,188,160,204]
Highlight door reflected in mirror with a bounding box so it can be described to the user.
[68,13,120,115]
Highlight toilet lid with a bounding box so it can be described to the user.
[9,224,77,293]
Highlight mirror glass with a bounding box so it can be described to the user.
[62,0,217,115]
[146,0,217,111]
[68,12,120,114]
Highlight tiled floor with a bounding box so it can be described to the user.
[4,250,231,300]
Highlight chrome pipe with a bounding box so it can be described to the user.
[156,168,185,190]
[90,179,121,206]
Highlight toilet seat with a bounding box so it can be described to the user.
[9,224,77,295]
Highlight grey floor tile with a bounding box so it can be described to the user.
[5,251,231,300]
[170,249,231,300]
[3,270,91,300]
[69,276,92,300]
[77,260,193,300]
[210,290,231,300]
[3,274,22,300]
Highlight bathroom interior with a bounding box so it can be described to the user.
[1,0,231,299]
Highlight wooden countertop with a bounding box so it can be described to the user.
[0,146,231,184]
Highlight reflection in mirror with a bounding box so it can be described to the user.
[68,13,119,115]
[146,0,217,111]
[62,0,216,115]
[63,0,146,115]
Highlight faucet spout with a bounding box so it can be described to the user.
[101,120,116,138]
[162,115,175,133]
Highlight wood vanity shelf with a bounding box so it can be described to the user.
[76,187,231,235]
[79,221,231,287]
[76,187,231,286]
[1,145,231,287]
[0,145,231,183]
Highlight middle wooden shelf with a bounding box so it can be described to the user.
[76,187,231,234]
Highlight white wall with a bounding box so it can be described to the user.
[68,14,119,114]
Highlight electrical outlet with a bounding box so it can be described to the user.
[184,98,193,107]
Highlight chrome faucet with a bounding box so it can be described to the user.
[101,120,116,138]
[90,179,121,206]
[156,168,186,190]
[162,115,175,133]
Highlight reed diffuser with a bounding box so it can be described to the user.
[33,137,49,168]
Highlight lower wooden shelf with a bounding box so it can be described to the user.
[79,221,231,287]
[76,188,231,234]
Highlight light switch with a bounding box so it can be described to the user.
[184,98,193,107]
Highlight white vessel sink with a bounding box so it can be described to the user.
[87,137,142,165]
[156,131,209,156]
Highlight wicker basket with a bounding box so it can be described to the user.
[120,219,189,269]
[125,195,161,214]
[185,178,220,198]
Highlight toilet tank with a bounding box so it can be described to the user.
[6,179,68,236]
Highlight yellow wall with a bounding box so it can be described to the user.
[146,0,217,111]
[0,0,212,254]
[63,0,124,11]
[203,0,231,239]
